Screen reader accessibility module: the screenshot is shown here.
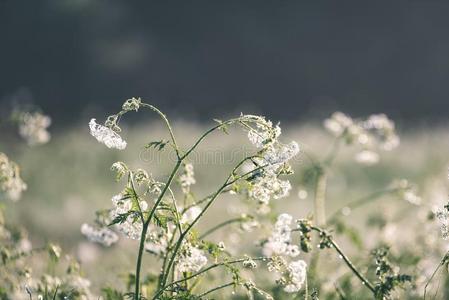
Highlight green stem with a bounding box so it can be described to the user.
[199,217,244,240]
[134,159,182,300]
[134,222,149,299]
[314,170,327,226]
[141,103,180,157]
[198,282,234,297]
[327,188,398,222]
[153,257,266,299]
[424,251,449,299]
[160,158,261,288]
[309,226,376,294]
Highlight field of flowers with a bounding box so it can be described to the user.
[1,98,449,299]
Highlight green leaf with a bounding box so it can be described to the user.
[108,212,132,226]
[145,140,169,151]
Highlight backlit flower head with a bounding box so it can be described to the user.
[80,223,119,247]
[0,153,27,201]
[89,118,127,150]
[263,214,300,258]
[176,242,208,273]
[18,112,51,146]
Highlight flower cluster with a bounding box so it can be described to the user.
[122,97,142,112]
[179,163,196,194]
[241,115,299,206]
[324,112,399,165]
[267,255,307,293]
[176,242,208,273]
[391,179,422,205]
[181,205,201,225]
[0,152,27,201]
[145,225,172,256]
[283,260,308,293]
[435,205,449,239]
[263,213,300,257]
[80,223,119,247]
[110,192,148,239]
[89,118,127,150]
[18,111,51,146]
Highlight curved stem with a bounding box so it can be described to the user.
[309,226,376,294]
[134,222,149,299]
[199,217,244,240]
[198,282,234,297]
[424,251,449,299]
[314,170,327,226]
[160,158,264,290]
[153,257,266,299]
[141,103,180,157]
[327,188,399,222]
[134,160,182,300]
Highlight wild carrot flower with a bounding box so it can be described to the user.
[249,174,292,205]
[145,225,172,256]
[435,206,449,239]
[263,214,300,258]
[179,163,196,194]
[89,119,127,150]
[122,97,142,112]
[110,193,147,239]
[176,242,208,273]
[283,260,307,293]
[0,153,27,201]
[80,223,119,247]
[18,112,51,146]
[181,205,202,224]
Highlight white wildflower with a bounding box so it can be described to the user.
[179,163,196,194]
[363,114,400,151]
[176,242,208,273]
[18,112,51,146]
[243,257,258,269]
[181,206,202,224]
[355,150,380,166]
[244,115,281,148]
[110,193,147,239]
[284,260,307,293]
[323,112,354,136]
[89,118,127,150]
[436,207,449,239]
[111,162,128,181]
[249,174,291,205]
[0,153,27,201]
[392,179,422,205]
[122,97,142,112]
[80,223,119,247]
[263,142,300,166]
[145,226,172,256]
[263,214,300,258]
[324,112,399,152]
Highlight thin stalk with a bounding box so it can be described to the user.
[312,137,342,227]
[424,251,449,299]
[314,170,327,226]
[198,282,234,297]
[160,158,262,289]
[309,226,376,294]
[327,188,398,222]
[134,222,149,299]
[134,159,182,300]
[141,103,180,157]
[153,257,266,299]
[199,217,244,240]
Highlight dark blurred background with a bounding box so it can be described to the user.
[1,0,449,126]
